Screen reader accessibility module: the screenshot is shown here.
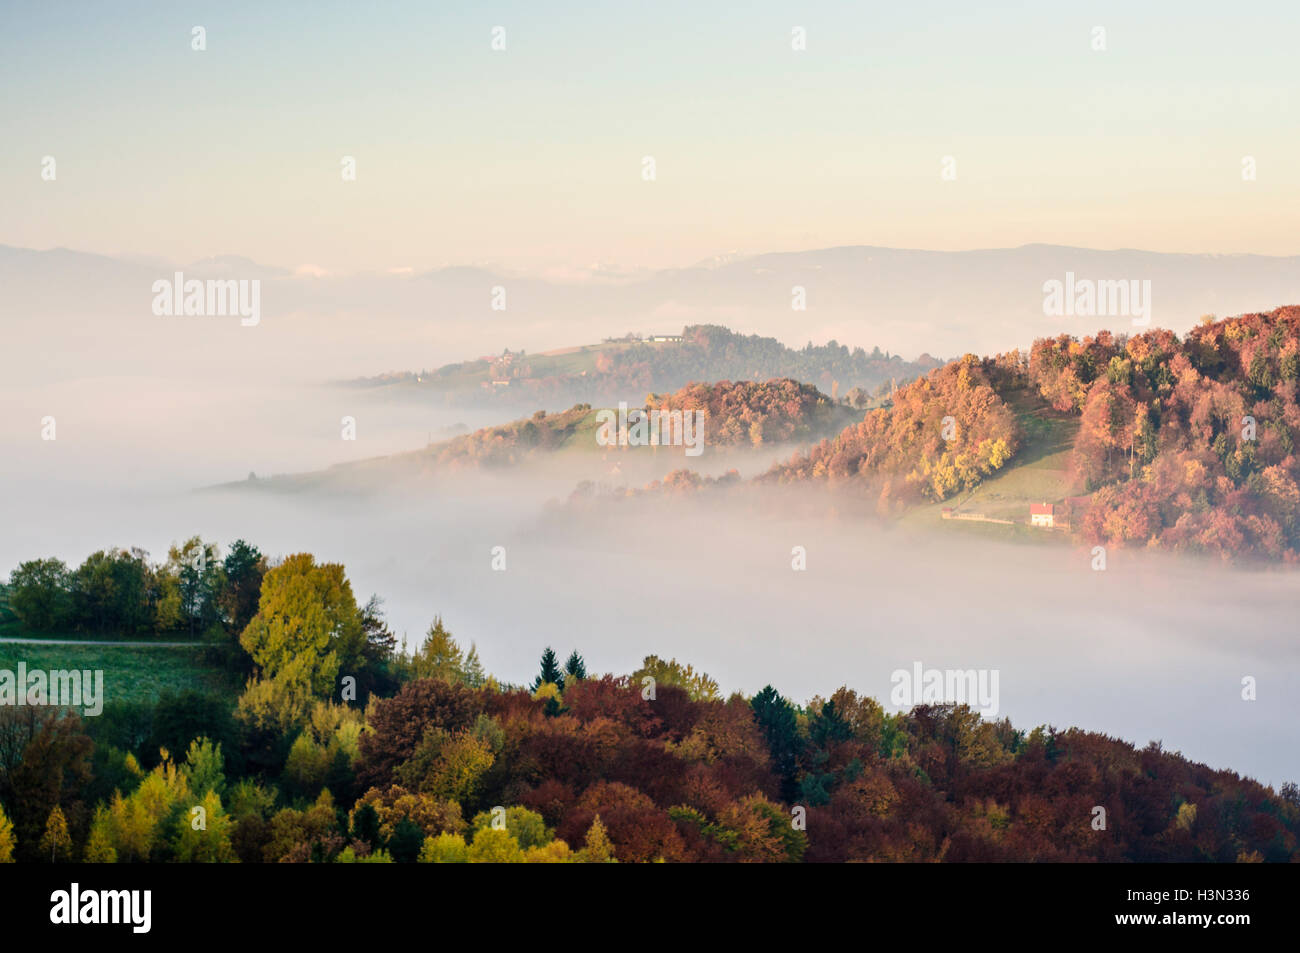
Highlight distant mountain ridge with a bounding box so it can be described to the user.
[6,242,1300,386]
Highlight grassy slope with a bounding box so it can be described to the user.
[899,389,1080,544]
[0,641,233,705]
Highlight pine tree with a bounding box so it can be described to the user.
[563,650,587,681]
[531,647,564,691]
[463,643,486,688]
[413,617,464,682]
[40,805,72,863]
[351,803,381,849]
[751,686,802,801]
[386,817,426,863]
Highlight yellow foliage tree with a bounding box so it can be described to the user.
[172,790,237,863]
[524,839,573,863]
[576,815,617,863]
[466,827,524,863]
[418,832,469,863]
[40,805,72,863]
[0,802,15,862]
[91,753,194,862]
[83,809,117,863]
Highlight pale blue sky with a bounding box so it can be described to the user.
[3,0,1297,273]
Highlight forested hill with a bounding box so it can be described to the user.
[762,354,1023,505]
[763,307,1300,561]
[347,324,941,409]
[225,379,856,490]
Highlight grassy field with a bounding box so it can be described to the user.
[957,392,1079,519]
[0,641,235,705]
[900,388,1081,544]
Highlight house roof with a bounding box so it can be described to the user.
[1029,503,1054,514]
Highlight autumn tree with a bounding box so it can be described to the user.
[163,537,224,637]
[356,679,483,790]
[172,790,236,863]
[0,802,15,862]
[468,806,553,850]
[418,832,469,863]
[576,815,617,863]
[633,655,720,702]
[40,805,72,863]
[239,553,365,703]
[466,827,525,863]
[462,645,487,688]
[410,618,468,683]
[180,737,227,799]
[394,724,495,802]
[0,709,93,863]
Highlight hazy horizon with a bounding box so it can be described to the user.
[12,238,1300,283]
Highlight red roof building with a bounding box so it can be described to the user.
[1029,502,1055,527]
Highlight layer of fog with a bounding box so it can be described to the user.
[3,410,1296,788]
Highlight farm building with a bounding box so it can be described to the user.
[1029,503,1055,528]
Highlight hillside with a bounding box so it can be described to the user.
[763,355,1024,508]
[220,379,857,491]
[662,308,1300,561]
[229,305,1300,562]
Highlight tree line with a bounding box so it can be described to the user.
[1,542,1296,862]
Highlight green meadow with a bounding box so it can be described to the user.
[0,641,234,706]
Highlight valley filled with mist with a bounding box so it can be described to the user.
[3,346,1296,788]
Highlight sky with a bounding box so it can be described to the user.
[3,0,1299,275]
